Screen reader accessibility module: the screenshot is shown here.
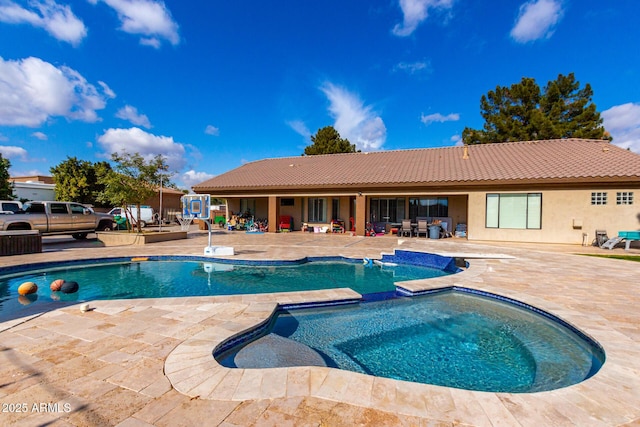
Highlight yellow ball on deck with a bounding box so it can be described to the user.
[50,279,65,291]
[18,281,38,295]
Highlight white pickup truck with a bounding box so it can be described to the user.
[0,201,114,239]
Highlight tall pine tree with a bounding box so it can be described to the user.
[303,126,357,155]
[462,73,610,144]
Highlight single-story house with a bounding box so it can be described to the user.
[10,175,185,221]
[142,186,185,222]
[192,138,640,244]
[10,176,56,201]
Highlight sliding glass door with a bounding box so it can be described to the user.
[369,198,405,223]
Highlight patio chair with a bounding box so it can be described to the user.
[416,220,428,238]
[279,215,292,232]
[399,219,412,237]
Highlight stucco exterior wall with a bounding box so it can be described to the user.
[467,188,640,244]
[447,195,468,232]
[255,198,270,219]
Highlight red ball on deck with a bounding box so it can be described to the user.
[50,279,65,292]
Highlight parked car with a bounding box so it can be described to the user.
[0,200,23,214]
[0,201,114,239]
[108,206,155,228]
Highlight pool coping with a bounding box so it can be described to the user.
[1,233,639,426]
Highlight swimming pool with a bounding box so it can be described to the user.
[216,289,605,393]
[0,253,457,320]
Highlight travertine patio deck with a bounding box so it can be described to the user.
[0,228,638,426]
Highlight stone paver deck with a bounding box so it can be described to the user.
[0,228,639,426]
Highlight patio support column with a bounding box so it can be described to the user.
[355,193,366,236]
[268,196,278,233]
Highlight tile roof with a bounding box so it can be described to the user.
[193,139,640,192]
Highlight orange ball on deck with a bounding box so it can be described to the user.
[18,281,38,295]
[50,279,65,291]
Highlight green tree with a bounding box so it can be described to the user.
[0,154,14,200]
[50,157,112,206]
[303,126,357,155]
[97,152,172,233]
[462,73,610,144]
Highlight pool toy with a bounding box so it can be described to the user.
[60,281,79,294]
[18,281,38,295]
[50,279,65,291]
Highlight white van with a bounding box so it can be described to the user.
[108,206,155,227]
[0,200,23,214]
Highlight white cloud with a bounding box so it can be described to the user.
[116,105,151,128]
[602,103,640,153]
[182,169,214,189]
[0,145,28,160]
[31,131,47,140]
[510,0,564,43]
[450,134,463,146]
[392,0,454,37]
[98,81,116,99]
[420,112,460,125]
[204,125,220,136]
[97,127,187,171]
[286,120,311,140]
[393,60,431,75]
[321,83,386,151]
[0,56,110,127]
[139,37,161,49]
[89,0,180,47]
[0,0,87,46]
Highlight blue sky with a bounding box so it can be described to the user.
[1,0,639,190]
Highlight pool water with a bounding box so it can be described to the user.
[218,290,604,393]
[0,258,451,320]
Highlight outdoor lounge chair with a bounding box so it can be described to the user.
[279,215,292,232]
[416,220,428,238]
[399,219,412,237]
[602,230,640,250]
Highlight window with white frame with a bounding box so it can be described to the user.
[486,193,542,229]
[591,192,607,205]
[308,198,326,222]
[616,192,634,205]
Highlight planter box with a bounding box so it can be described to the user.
[96,230,187,246]
[0,230,42,256]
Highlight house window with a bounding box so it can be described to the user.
[369,198,405,223]
[408,197,448,219]
[308,198,326,222]
[486,193,542,229]
[591,192,607,205]
[331,198,340,220]
[280,198,294,207]
[616,192,634,205]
